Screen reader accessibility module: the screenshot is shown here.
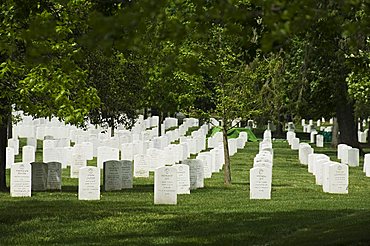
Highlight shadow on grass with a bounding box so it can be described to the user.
[3,205,368,245]
[61,185,78,193]
[1,195,370,246]
[56,184,154,193]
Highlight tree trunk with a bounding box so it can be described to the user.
[7,115,12,139]
[336,100,359,148]
[110,117,114,137]
[275,118,284,139]
[331,117,339,148]
[222,127,231,186]
[359,117,363,132]
[144,108,148,120]
[158,112,163,136]
[0,112,10,192]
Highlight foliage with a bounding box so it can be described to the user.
[256,0,369,148]
[84,50,145,131]
[18,65,99,125]
[0,0,100,125]
[347,38,370,102]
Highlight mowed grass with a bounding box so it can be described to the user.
[1,139,370,245]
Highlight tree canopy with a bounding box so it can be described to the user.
[0,0,369,189]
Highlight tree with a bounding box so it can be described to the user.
[0,0,100,191]
[84,50,146,136]
[167,2,261,185]
[258,0,370,148]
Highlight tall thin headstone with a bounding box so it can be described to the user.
[6,147,14,169]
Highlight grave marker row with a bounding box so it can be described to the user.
[250,130,273,200]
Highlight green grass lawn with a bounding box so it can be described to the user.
[1,140,370,245]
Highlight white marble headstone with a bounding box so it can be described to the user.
[121,143,134,161]
[347,148,359,167]
[22,145,35,164]
[70,154,87,178]
[27,137,37,148]
[328,163,348,194]
[291,138,300,150]
[299,144,313,165]
[196,152,213,179]
[8,138,19,155]
[6,147,15,169]
[364,153,370,175]
[97,146,119,169]
[133,154,150,178]
[11,163,31,197]
[78,166,100,200]
[154,166,177,205]
[174,164,190,194]
[250,167,271,199]
[316,135,324,147]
